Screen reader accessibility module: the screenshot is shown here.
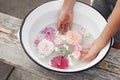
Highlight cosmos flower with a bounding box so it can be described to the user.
[41,27,56,36]
[51,56,68,69]
[37,39,54,57]
[41,27,56,41]
[72,45,82,59]
[45,35,55,41]
[66,31,82,45]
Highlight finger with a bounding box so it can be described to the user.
[62,23,69,34]
[81,50,94,61]
[67,23,70,31]
[80,49,88,54]
[80,53,97,62]
[57,21,62,31]
[80,53,87,60]
[64,24,68,33]
[80,47,98,62]
[80,48,89,60]
[61,24,65,34]
[69,22,72,30]
[81,47,89,53]
[59,24,62,34]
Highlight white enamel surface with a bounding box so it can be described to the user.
[21,1,111,72]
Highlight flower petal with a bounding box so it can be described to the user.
[51,56,68,69]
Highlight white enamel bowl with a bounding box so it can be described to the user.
[20,1,112,73]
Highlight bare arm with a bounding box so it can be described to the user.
[62,0,76,10]
[57,0,76,34]
[81,0,120,61]
[99,0,120,44]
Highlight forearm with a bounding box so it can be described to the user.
[62,0,76,10]
[99,0,120,43]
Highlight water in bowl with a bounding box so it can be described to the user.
[34,23,94,69]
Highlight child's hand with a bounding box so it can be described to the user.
[80,37,108,62]
[57,9,73,34]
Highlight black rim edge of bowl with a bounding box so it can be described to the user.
[19,0,112,74]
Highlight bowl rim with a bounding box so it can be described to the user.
[19,1,112,73]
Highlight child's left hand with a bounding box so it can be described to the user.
[80,37,108,61]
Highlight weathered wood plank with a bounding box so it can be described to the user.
[8,68,120,80]
[8,68,51,80]
[0,12,120,79]
[0,62,14,80]
[97,51,120,75]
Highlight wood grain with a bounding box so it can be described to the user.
[0,12,120,80]
[0,62,14,80]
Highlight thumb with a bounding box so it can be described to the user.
[80,44,98,62]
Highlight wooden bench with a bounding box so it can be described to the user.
[0,12,120,80]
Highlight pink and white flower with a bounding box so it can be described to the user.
[41,27,56,36]
[72,45,82,59]
[45,35,54,41]
[37,39,54,58]
[51,56,68,69]
[66,31,82,45]
[54,38,62,45]
[41,27,56,41]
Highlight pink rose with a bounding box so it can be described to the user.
[66,31,82,45]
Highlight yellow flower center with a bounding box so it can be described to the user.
[44,44,49,50]
[57,63,61,66]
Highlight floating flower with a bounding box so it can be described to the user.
[72,45,82,59]
[41,27,56,36]
[66,31,82,45]
[79,27,90,37]
[45,35,54,41]
[34,39,40,45]
[54,38,63,45]
[41,27,56,41]
[51,56,68,69]
[37,39,54,57]
[55,45,68,56]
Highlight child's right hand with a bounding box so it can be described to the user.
[57,9,73,34]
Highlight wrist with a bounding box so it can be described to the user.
[61,7,73,14]
[97,35,110,45]
[62,0,76,10]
